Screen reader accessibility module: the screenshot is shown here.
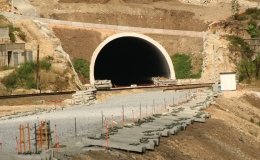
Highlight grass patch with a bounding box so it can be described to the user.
[73,58,90,78]
[1,59,51,90]
[171,53,201,79]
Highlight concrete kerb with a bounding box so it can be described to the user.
[116,128,161,141]
[111,131,160,146]
[151,117,187,131]
[117,26,130,32]
[49,19,59,25]
[38,17,50,24]
[106,24,116,30]
[83,23,95,28]
[94,23,102,29]
[109,136,156,150]
[82,138,146,153]
[71,21,84,28]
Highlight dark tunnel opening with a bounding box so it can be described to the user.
[94,36,171,87]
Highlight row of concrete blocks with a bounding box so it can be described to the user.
[72,89,97,105]
[94,80,112,90]
[82,91,213,153]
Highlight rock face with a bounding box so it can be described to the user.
[11,0,39,17]
[200,32,237,83]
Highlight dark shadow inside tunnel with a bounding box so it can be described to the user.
[94,36,171,86]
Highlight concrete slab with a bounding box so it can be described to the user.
[0,150,54,160]
[109,136,155,150]
[82,138,146,153]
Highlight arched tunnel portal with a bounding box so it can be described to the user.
[90,33,176,86]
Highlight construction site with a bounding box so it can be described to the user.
[1,0,260,159]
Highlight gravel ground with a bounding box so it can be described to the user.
[0,90,189,152]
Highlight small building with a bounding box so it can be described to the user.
[0,43,33,67]
[220,72,236,91]
[0,27,33,67]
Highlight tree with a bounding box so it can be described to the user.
[254,54,260,78]
[226,36,260,82]
[231,0,240,19]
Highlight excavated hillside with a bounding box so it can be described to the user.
[28,0,259,84]
[1,0,260,159]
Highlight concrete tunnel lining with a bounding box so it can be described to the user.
[90,32,176,86]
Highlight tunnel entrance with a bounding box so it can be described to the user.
[90,33,175,87]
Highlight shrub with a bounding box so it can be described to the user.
[245,8,259,15]
[39,60,51,71]
[8,25,26,42]
[44,55,54,64]
[9,32,15,42]
[18,32,26,41]
[73,58,90,78]
[1,72,18,89]
[235,14,248,21]
[1,60,52,89]
[245,24,259,38]
[245,8,260,20]
[229,35,260,82]
[226,35,253,59]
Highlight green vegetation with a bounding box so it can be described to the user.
[39,59,51,71]
[226,35,253,59]
[231,7,260,38]
[245,19,259,38]
[8,25,26,42]
[0,65,13,71]
[245,8,260,20]
[226,35,260,82]
[171,54,201,79]
[231,0,240,20]
[1,60,51,89]
[73,58,90,78]
[0,15,26,42]
[44,55,54,64]
[246,24,259,38]
[18,32,26,41]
